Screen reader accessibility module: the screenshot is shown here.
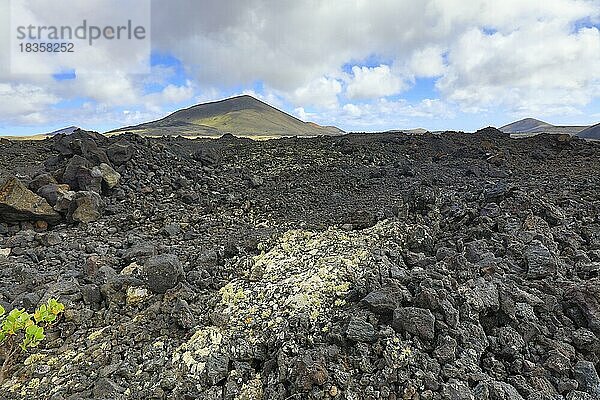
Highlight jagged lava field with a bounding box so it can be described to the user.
[1,128,600,399]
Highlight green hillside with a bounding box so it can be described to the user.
[110,95,344,138]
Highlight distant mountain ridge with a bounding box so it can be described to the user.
[110,95,344,138]
[500,118,554,133]
[48,126,80,136]
[386,128,429,134]
[500,118,589,136]
[577,122,600,140]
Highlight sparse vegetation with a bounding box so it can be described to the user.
[0,299,64,384]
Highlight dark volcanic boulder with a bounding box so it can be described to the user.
[497,326,525,356]
[141,254,183,294]
[0,177,61,223]
[62,155,91,190]
[76,166,103,193]
[192,147,219,166]
[392,307,435,340]
[52,134,76,156]
[106,141,134,165]
[53,131,109,164]
[92,377,126,399]
[525,240,557,279]
[53,190,76,213]
[442,380,474,399]
[71,137,110,165]
[28,173,58,193]
[346,317,376,342]
[123,244,156,262]
[475,381,524,400]
[37,183,71,206]
[565,279,600,334]
[573,361,600,398]
[361,286,404,314]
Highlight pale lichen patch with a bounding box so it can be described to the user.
[173,222,400,383]
[87,327,108,341]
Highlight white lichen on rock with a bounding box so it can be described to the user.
[172,326,223,375]
[173,221,404,382]
[221,227,373,332]
[236,374,263,400]
[126,286,151,305]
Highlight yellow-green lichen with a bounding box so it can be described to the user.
[172,327,224,377]
[236,374,263,400]
[87,327,108,341]
[173,222,403,386]
[24,353,46,366]
[385,337,414,369]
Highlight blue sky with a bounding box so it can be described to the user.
[1,0,600,135]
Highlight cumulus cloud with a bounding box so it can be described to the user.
[142,80,196,112]
[150,0,438,91]
[437,22,600,115]
[343,103,363,118]
[0,71,196,130]
[346,65,408,99]
[0,83,59,124]
[312,98,455,131]
[409,46,446,78]
[289,76,342,109]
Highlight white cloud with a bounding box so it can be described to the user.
[160,82,195,103]
[437,23,600,115]
[409,46,446,77]
[0,83,59,124]
[150,0,442,91]
[289,76,342,109]
[65,73,139,106]
[343,103,363,118]
[0,73,196,130]
[294,107,308,121]
[148,0,600,121]
[312,98,455,131]
[346,65,407,99]
[241,89,286,109]
[143,80,196,112]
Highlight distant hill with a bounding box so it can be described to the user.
[0,126,80,141]
[500,118,587,135]
[577,123,600,140]
[386,128,428,135]
[500,118,554,133]
[47,126,80,136]
[109,95,344,138]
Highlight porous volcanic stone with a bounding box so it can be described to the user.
[141,254,183,294]
[392,307,435,340]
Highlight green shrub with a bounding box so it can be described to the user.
[0,298,64,384]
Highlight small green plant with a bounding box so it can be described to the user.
[0,298,64,384]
